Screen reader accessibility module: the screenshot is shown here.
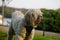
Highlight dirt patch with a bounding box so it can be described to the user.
[0,25,8,32]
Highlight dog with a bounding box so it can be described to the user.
[7,9,43,40]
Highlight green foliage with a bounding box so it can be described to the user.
[36,8,60,33]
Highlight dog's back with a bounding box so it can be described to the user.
[11,10,25,34]
[12,10,24,20]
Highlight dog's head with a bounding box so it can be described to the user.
[25,9,43,28]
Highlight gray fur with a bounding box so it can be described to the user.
[7,9,43,40]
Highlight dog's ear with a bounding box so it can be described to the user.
[25,10,34,26]
[25,12,30,24]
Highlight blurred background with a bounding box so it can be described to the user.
[0,0,60,40]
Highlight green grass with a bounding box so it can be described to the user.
[0,31,6,36]
[33,35,60,40]
[0,31,60,40]
[0,38,6,40]
[0,31,7,40]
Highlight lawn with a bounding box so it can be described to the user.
[0,31,7,40]
[33,35,60,40]
[0,31,60,40]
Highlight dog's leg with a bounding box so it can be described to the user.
[25,29,35,40]
[7,25,15,40]
[15,27,26,40]
[16,35,24,40]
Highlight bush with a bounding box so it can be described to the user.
[36,8,60,33]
